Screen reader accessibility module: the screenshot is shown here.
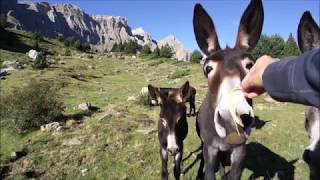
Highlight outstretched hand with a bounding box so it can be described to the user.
[241,55,277,99]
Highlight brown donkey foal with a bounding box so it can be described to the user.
[297,11,320,180]
[148,81,190,180]
[149,86,197,116]
[193,0,263,179]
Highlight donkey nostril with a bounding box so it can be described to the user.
[303,149,311,164]
[240,114,253,129]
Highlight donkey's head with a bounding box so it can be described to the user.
[148,81,190,155]
[193,0,263,137]
[297,11,320,179]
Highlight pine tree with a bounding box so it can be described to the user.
[190,50,203,63]
[283,33,300,56]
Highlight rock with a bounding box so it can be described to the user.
[127,96,136,101]
[78,102,91,111]
[66,119,77,127]
[0,67,16,77]
[81,168,88,176]
[59,60,66,64]
[2,60,18,68]
[132,27,158,51]
[131,55,136,59]
[40,122,63,132]
[27,49,39,60]
[139,87,149,96]
[10,151,27,161]
[5,1,190,58]
[88,65,94,69]
[62,138,82,145]
[158,35,190,61]
[98,113,113,121]
[136,128,156,135]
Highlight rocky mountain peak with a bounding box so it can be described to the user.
[3,1,190,61]
[158,35,190,61]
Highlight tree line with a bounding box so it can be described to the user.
[110,40,174,58]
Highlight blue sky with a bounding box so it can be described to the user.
[25,0,319,51]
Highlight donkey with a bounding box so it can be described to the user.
[149,86,197,116]
[148,81,190,180]
[193,0,263,179]
[297,11,320,180]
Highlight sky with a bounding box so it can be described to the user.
[23,0,320,51]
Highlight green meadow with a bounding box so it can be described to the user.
[0,30,309,179]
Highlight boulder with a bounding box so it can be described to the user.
[127,96,136,101]
[40,122,63,132]
[27,49,39,60]
[62,138,82,145]
[78,102,91,111]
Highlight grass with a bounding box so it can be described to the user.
[0,29,310,179]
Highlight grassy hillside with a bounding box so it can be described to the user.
[0,29,309,179]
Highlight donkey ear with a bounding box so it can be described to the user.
[193,3,220,55]
[298,11,320,53]
[148,85,165,104]
[177,81,190,103]
[235,0,264,50]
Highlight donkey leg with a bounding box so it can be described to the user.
[196,149,205,180]
[160,148,169,180]
[227,145,246,180]
[204,145,218,180]
[174,145,183,180]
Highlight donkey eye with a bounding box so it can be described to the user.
[245,63,253,70]
[205,66,213,74]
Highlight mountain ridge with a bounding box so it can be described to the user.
[1,0,190,61]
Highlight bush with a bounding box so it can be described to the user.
[57,35,64,42]
[0,15,7,29]
[74,39,81,50]
[152,47,160,57]
[124,40,140,54]
[32,32,43,42]
[168,69,190,79]
[64,48,71,56]
[64,36,76,47]
[136,88,151,106]
[32,52,48,69]
[190,50,203,63]
[81,42,91,52]
[159,44,173,58]
[141,44,151,55]
[0,79,64,133]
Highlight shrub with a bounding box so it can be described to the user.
[141,44,151,55]
[64,48,71,56]
[124,40,140,54]
[152,47,160,57]
[74,39,81,50]
[168,69,190,79]
[81,42,91,52]
[64,36,76,47]
[0,79,64,133]
[159,44,173,58]
[57,35,64,42]
[136,87,151,106]
[32,32,43,42]
[0,15,7,29]
[190,50,203,63]
[32,52,48,69]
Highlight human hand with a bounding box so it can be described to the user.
[241,55,277,98]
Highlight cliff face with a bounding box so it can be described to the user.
[2,1,190,60]
[158,35,190,61]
